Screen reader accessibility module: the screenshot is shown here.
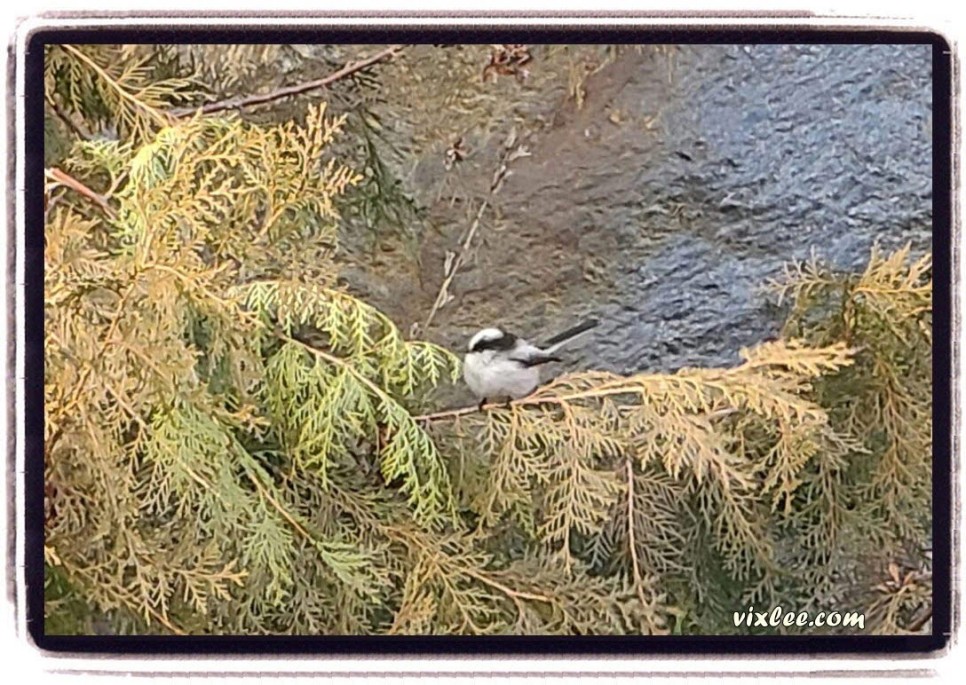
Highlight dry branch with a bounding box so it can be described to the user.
[46,94,91,140]
[169,45,405,118]
[45,167,116,219]
[421,130,529,333]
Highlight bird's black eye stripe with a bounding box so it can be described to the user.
[471,333,518,353]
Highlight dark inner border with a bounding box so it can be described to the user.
[21,24,953,656]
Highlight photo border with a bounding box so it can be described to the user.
[18,18,955,657]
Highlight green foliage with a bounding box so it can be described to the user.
[45,45,460,634]
[44,44,932,637]
[45,44,196,143]
[770,246,932,632]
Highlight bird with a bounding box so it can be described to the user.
[462,318,599,408]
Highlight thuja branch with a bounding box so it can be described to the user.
[272,328,399,410]
[412,373,671,423]
[56,555,187,635]
[381,523,553,606]
[243,464,313,540]
[169,45,405,118]
[46,282,137,456]
[61,44,172,128]
[412,391,740,423]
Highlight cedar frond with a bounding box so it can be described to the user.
[46,45,196,143]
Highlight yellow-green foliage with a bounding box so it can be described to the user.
[771,247,932,633]
[44,44,932,636]
[45,44,196,143]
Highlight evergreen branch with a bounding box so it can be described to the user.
[58,556,187,635]
[415,400,738,423]
[241,449,387,602]
[270,328,455,523]
[274,329,396,410]
[380,521,553,607]
[416,339,852,423]
[46,282,137,456]
[415,401,506,423]
[95,378,213,494]
[61,44,173,128]
[243,465,312,540]
[169,45,405,118]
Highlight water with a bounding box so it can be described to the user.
[349,44,933,386]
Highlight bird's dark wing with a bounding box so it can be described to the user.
[508,342,561,368]
[511,354,562,368]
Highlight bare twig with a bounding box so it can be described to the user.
[169,45,405,118]
[420,130,529,333]
[462,567,552,605]
[422,198,489,331]
[907,606,932,632]
[414,402,499,423]
[45,93,91,140]
[45,167,116,219]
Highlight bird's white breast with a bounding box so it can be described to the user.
[463,350,540,400]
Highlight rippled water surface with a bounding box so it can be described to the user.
[350,44,933,387]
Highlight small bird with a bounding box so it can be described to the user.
[463,318,599,408]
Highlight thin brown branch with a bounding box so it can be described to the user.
[420,130,528,333]
[169,45,405,118]
[422,198,489,331]
[462,568,553,605]
[907,605,932,632]
[245,468,312,540]
[414,402,499,423]
[45,167,116,219]
[45,93,91,140]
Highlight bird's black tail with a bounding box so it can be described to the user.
[541,318,599,348]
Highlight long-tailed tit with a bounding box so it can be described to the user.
[463,318,598,407]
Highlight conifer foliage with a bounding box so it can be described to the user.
[43,44,933,636]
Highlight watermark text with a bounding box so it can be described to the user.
[734,606,865,630]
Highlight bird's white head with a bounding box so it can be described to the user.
[467,327,508,352]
